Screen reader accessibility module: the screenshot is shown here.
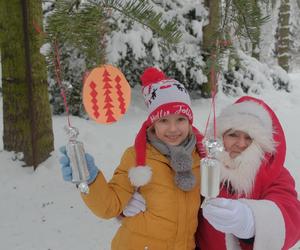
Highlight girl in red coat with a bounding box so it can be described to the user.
[196,96,300,250]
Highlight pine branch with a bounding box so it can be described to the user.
[100,0,182,44]
[231,0,270,42]
[45,1,108,67]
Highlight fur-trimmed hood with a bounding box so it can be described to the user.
[235,96,286,194]
[205,96,287,196]
[212,96,287,196]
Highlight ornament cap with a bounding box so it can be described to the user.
[65,126,79,141]
[203,138,224,158]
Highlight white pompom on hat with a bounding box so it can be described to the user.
[129,67,199,187]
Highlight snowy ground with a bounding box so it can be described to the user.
[1,74,300,250]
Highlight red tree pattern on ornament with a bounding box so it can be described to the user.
[115,75,126,114]
[89,81,100,118]
[102,69,116,122]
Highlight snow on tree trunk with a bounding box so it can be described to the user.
[289,0,300,72]
[277,0,290,72]
[249,0,261,60]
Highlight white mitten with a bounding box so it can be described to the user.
[123,191,146,217]
[202,198,255,239]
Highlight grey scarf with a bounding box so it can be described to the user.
[147,131,196,191]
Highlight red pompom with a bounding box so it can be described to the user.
[140,67,166,86]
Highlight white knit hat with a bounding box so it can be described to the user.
[141,67,193,123]
[216,100,276,153]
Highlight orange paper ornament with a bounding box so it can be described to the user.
[83,65,131,124]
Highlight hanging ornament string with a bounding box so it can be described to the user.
[211,54,217,139]
[203,39,231,139]
[200,42,227,202]
[52,39,71,127]
[33,20,71,127]
[203,52,219,140]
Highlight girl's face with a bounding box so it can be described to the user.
[223,130,253,158]
[153,114,190,146]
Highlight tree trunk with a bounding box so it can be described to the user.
[277,0,290,72]
[250,0,261,60]
[0,0,54,168]
[202,0,221,97]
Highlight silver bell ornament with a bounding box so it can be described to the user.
[65,126,90,194]
[201,138,224,199]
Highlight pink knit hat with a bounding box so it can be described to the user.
[128,67,203,187]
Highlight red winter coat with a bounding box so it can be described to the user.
[196,96,300,250]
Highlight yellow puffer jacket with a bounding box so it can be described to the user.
[82,143,201,250]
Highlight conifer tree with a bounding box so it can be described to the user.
[46,0,183,116]
[202,0,221,97]
[201,0,270,96]
[0,0,54,168]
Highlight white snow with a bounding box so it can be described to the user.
[1,74,300,249]
[1,0,300,247]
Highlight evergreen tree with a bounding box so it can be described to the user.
[230,0,267,59]
[216,0,290,94]
[105,0,206,97]
[202,0,221,97]
[45,0,184,116]
[44,0,108,116]
[0,0,54,168]
[200,0,270,97]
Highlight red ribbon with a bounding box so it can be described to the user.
[203,39,231,139]
[52,39,71,127]
[203,49,222,140]
[33,20,71,127]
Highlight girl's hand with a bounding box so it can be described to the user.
[123,191,146,217]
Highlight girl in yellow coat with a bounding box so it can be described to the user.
[60,67,204,250]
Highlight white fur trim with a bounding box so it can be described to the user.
[128,165,152,187]
[215,101,276,153]
[225,200,285,250]
[218,141,264,197]
[240,199,285,250]
[225,234,242,250]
